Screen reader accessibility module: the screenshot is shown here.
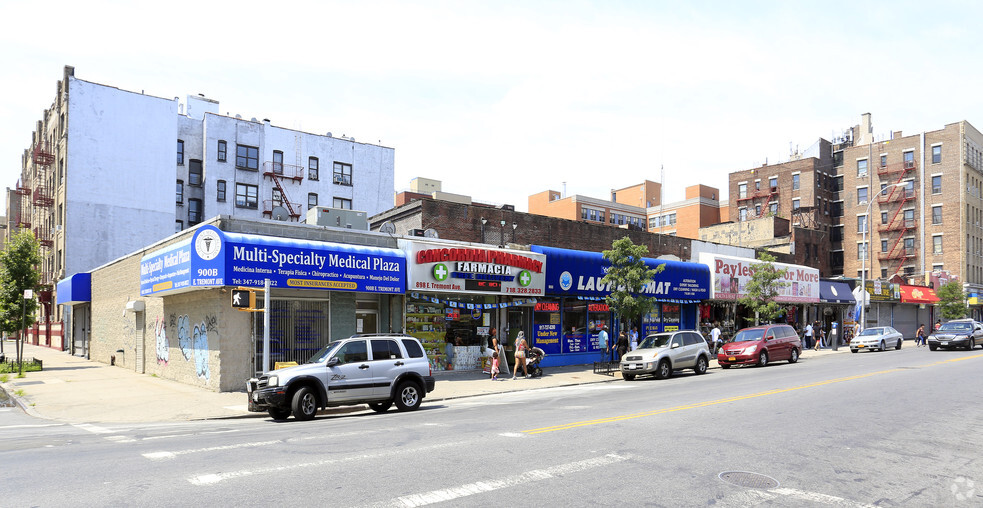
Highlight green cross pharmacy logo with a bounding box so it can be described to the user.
[518,270,532,287]
[433,263,449,282]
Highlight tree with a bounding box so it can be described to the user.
[0,231,42,369]
[936,281,968,320]
[601,236,665,333]
[737,252,789,325]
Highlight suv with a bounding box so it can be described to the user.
[247,334,436,421]
[718,323,801,368]
[620,330,711,380]
[927,319,983,351]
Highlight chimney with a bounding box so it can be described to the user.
[859,113,873,145]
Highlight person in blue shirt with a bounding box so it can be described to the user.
[598,325,609,362]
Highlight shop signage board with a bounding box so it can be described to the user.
[864,280,900,302]
[140,225,406,296]
[401,240,546,296]
[699,252,819,303]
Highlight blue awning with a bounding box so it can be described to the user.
[56,273,92,305]
[820,281,855,304]
[530,245,710,302]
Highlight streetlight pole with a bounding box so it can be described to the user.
[860,182,907,331]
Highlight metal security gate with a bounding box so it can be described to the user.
[254,298,330,374]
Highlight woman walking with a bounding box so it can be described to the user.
[615,331,629,362]
[512,332,529,379]
[916,324,925,347]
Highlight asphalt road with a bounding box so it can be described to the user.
[2,346,981,507]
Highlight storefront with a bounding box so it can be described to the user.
[897,285,939,337]
[818,280,855,346]
[698,252,819,335]
[854,280,901,331]
[530,245,710,367]
[401,240,546,372]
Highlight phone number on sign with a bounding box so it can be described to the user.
[505,287,542,295]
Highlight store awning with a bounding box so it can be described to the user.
[56,272,91,305]
[900,285,940,304]
[819,281,855,304]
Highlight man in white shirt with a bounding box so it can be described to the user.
[804,322,814,350]
[629,326,639,351]
[710,323,722,355]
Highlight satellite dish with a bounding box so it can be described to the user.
[379,221,396,235]
[423,228,439,238]
[271,206,290,221]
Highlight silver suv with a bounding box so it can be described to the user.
[247,334,436,421]
[620,330,711,381]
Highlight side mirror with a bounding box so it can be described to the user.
[671,342,680,348]
[327,357,339,367]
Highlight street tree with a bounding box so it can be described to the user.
[0,231,42,366]
[737,252,789,325]
[936,281,968,320]
[601,236,664,334]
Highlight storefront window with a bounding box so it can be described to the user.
[533,300,562,355]
[642,305,662,336]
[662,304,681,332]
[588,302,610,351]
[563,302,587,352]
[406,294,496,371]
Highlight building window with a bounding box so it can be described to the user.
[904,237,915,254]
[932,175,942,194]
[881,268,888,278]
[188,199,202,225]
[308,193,318,210]
[217,140,227,162]
[272,188,284,206]
[189,159,202,186]
[755,180,761,191]
[857,159,867,177]
[755,204,761,216]
[217,180,226,202]
[792,174,800,190]
[881,211,888,224]
[235,183,258,209]
[933,235,943,255]
[858,242,867,260]
[333,197,352,209]
[333,162,352,185]
[738,183,747,199]
[833,150,844,167]
[932,205,942,224]
[904,209,915,224]
[739,208,747,221]
[904,151,915,168]
[881,239,888,252]
[588,209,597,221]
[792,199,800,212]
[176,220,183,232]
[177,139,184,165]
[933,263,944,272]
[309,157,319,180]
[236,144,259,170]
[858,214,867,233]
[857,187,868,204]
[880,154,887,168]
[769,177,777,189]
[932,145,942,164]
[176,180,184,204]
[273,150,283,174]
[831,201,843,217]
[770,202,778,215]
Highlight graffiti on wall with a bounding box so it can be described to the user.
[155,316,169,365]
[177,314,193,361]
[192,320,210,380]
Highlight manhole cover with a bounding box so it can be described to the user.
[718,471,780,489]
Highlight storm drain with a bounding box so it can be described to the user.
[718,471,780,489]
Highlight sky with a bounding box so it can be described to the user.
[3,0,983,211]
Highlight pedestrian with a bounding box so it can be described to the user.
[486,327,499,357]
[804,321,814,350]
[814,321,824,350]
[615,331,629,362]
[491,351,500,381]
[629,326,639,351]
[935,319,942,331]
[444,330,455,370]
[710,322,722,355]
[512,332,529,379]
[853,321,861,340]
[598,325,609,363]
[916,323,925,347]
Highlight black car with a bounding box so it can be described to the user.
[927,320,983,351]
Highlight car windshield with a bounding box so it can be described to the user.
[638,334,672,349]
[939,323,972,332]
[306,341,343,363]
[732,329,765,342]
[859,328,885,336]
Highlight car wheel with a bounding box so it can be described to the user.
[720,364,731,369]
[879,341,885,352]
[694,356,708,375]
[788,348,799,364]
[895,339,902,350]
[368,401,393,413]
[851,348,858,353]
[394,381,422,412]
[757,351,768,367]
[623,374,636,381]
[291,386,318,421]
[268,408,291,420]
[929,344,938,351]
[654,359,672,379]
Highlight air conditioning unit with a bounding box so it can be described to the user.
[333,174,345,184]
[409,228,426,237]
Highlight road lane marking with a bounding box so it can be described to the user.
[188,441,471,485]
[0,423,66,430]
[144,440,282,460]
[73,423,114,434]
[523,367,918,434]
[367,453,629,507]
[769,487,877,507]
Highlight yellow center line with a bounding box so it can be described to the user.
[522,353,983,435]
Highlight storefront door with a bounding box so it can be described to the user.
[356,299,380,335]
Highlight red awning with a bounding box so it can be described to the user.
[900,285,940,304]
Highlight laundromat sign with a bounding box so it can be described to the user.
[401,240,546,296]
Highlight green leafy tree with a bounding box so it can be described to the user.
[737,252,789,325]
[601,236,665,333]
[0,231,42,366]
[936,281,968,320]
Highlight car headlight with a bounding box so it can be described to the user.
[744,345,758,354]
[267,375,279,387]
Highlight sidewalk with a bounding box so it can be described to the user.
[0,340,850,424]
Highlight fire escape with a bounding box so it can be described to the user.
[735,185,779,219]
[875,160,917,277]
[32,139,55,249]
[262,160,304,220]
[14,179,31,228]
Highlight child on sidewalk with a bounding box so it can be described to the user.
[491,351,500,381]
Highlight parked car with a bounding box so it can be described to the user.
[850,326,904,353]
[620,330,711,380]
[717,323,801,368]
[246,334,436,421]
[927,319,983,351]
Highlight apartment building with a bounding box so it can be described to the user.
[648,184,726,239]
[7,66,395,338]
[528,180,659,230]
